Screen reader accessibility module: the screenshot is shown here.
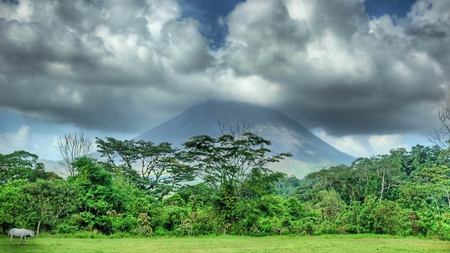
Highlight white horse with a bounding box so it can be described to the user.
[8,228,35,245]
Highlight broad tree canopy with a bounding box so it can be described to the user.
[180,132,292,199]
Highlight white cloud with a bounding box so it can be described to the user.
[159,18,214,73]
[314,128,418,158]
[408,0,450,23]
[0,125,32,154]
[314,128,372,158]
[368,134,408,155]
[0,0,33,23]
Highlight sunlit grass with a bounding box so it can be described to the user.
[1,234,448,253]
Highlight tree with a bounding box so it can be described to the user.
[0,150,38,169]
[405,145,442,175]
[413,165,450,209]
[429,104,450,149]
[305,165,357,204]
[276,175,301,198]
[96,137,194,200]
[375,153,406,202]
[0,180,31,232]
[349,152,407,203]
[314,190,345,222]
[68,157,128,233]
[179,132,291,199]
[23,179,78,234]
[0,151,60,183]
[55,132,93,176]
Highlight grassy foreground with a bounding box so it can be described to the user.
[1,234,449,253]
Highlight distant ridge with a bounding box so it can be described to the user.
[135,100,355,177]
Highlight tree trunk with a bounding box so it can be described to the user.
[380,170,386,203]
[37,221,41,235]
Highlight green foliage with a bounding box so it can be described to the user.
[66,157,130,234]
[96,137,195,200]
[276,175,302,197]
[0,151,61,183]
[0,180,31,232]
[372,200,408,235]
[22,179,78,234]
[178,210,215,236]
[1,139,450,239]
[100,210,137,235]
[180,132,291,199]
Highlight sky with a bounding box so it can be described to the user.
[0,0,449,161]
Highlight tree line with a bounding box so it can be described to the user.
[0,131,450,239]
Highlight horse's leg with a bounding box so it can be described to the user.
[24,236,27,245]
[10,235,13,245]
[19,236,22,244]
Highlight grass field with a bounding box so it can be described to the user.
[0,234,449,253]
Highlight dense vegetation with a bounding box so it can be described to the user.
[1,132,450,240]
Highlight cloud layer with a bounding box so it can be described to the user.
[1,0,449,141]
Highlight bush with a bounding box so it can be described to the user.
[151,205,188,235]
[133,213,153,237]
[373,201,407,235]
[178,210,214,236]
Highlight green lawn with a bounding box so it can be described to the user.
[0,235,448,253]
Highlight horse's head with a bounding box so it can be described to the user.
[30,230,35,237]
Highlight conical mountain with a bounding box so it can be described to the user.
[135,100,355,177]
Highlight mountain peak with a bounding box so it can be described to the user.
[135,100,354,177]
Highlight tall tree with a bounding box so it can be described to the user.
[0,151,59,183]
[0,150,38,168]
[305,164,357,204]
[96,137,194,200]
[68,157,130,234]
[413,165,450,209]
[375,151,408,202]
[23,179,78,234]
[68,157,122,215]
[180,132,291,199]
[55,133,93,176]
[0,180,31,232]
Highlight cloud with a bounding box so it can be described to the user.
[314,128,412,158]
[0,125,32,154]
[219,0,449,136]
[0,123,63,159]
[0,0,449,144]
[0,0,213,132]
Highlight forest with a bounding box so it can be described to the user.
[1,130,450,240]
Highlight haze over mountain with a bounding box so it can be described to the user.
[135,100,355,177]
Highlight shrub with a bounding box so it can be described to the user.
[133,213,153,237]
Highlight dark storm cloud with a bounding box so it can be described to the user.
[1,0,450,139]
[0,0,214,132]
[220,0,450,136]
[406,23,446,38]
[2,0,19,5]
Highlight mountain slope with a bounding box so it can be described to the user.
[135,100,355,177]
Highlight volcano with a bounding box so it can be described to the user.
[135,100,354,177]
